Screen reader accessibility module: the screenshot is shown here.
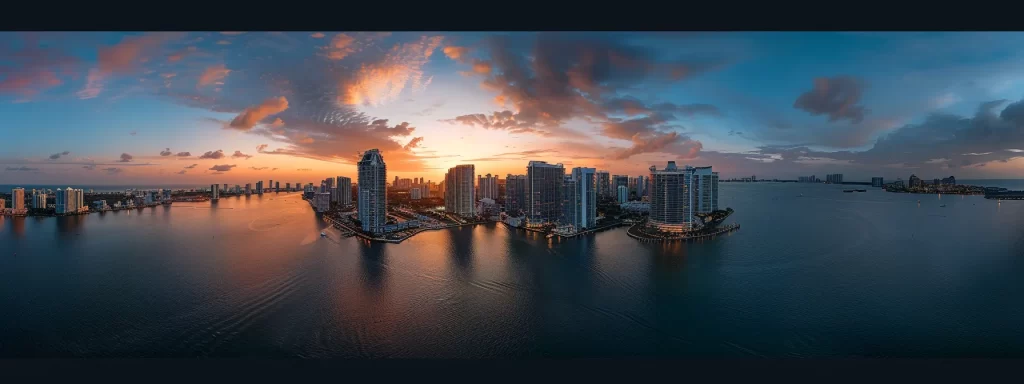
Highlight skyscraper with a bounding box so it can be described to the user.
[565,167,597,230]
[648,161,690,232]
[337,176,352,206]
[445,164,476,217]
[596,171,610,198]
[690,166,719,217]
[826,174,844,184]
[478,173,499,200]
[11,188,25,211]
[56,188,84,214]
[358,149,388,234]
[33,192,47,209]
[245,183,252,195]
[613,175,629,193]
[617,185,629,204]
[315,192,331,213]
[872,177,884,187]
[256,181,264,194]
[275,181,280,191]
[636,175,648,198]
[210,184,219,200]
[505,174,527,217]
[526,161,565,225]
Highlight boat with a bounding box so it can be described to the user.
[320,231,327,237]
[939,204,947,207]
[843,190,855,193]
[855,189,867,193]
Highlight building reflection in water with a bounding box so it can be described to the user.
[358,240,388,293]
[448,225,474,277]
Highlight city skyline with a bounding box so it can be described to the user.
[6,32,1024,185]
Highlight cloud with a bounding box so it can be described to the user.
[793,76,868,124]
[184,164,198,169]
[167,46,197,62]
[176,170,187,174]
[443,46,469,61]
[79,33,180,99]
[0,34,80,98]
[340,35,444,106]
[441,33,726,138]
[256,144,269,152]
[231,150,253,159]
[311,32,325,39]
[48,150,71,160]
[324,33,357,60]
[198,64,231,87]
[404,137,424,150]
[5,166,39,171]
[129,131,137,136]
[160,148,172,156]
[176,151,191,157]
[297,168,312,171]
[272,168,279,171]
[82,165,96,170]
[103,167,123,174]
[228,97,290,130]
[208,164,237,172]
[270,118,284,128]
[1007,149,1024,153]
[249,166,269,170]
[216,40,231,45]
[199,150,225,159]
[608,132,703,160]
[118,153,134,162]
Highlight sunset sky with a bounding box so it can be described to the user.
[4,31,1024,186]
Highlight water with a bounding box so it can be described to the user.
[2,184,1024,357]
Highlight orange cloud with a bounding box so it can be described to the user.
[443,46,468,61]
[167,46,198,62]
[97,34,173,75]
[228,97,289,130]
[0,69,62,97]
[78,33,179,99]
[270,118,285,127]
[341,36,443,106]
[311,32,325,38]
[198,64,231,87]
[326,33,356,60]
[471,60,492,74]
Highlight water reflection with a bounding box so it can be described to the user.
[358,241,388,293]
[448,226,474,276]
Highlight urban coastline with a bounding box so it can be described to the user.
[723,173,1022,199]
[2,150,739,245]
[9,161,1024,244]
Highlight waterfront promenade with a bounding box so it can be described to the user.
[626,222,741,243]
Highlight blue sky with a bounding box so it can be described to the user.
[3,31,1024,185]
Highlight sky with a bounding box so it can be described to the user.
[3,31,1024,186]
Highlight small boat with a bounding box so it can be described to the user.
[320,231,327,237]
[939,204,947,207]
[843,190,855,193]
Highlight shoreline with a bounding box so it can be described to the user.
[626,222,741,243]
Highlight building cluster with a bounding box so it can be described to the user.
[647,162,719,233]
[825,174,844,184]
